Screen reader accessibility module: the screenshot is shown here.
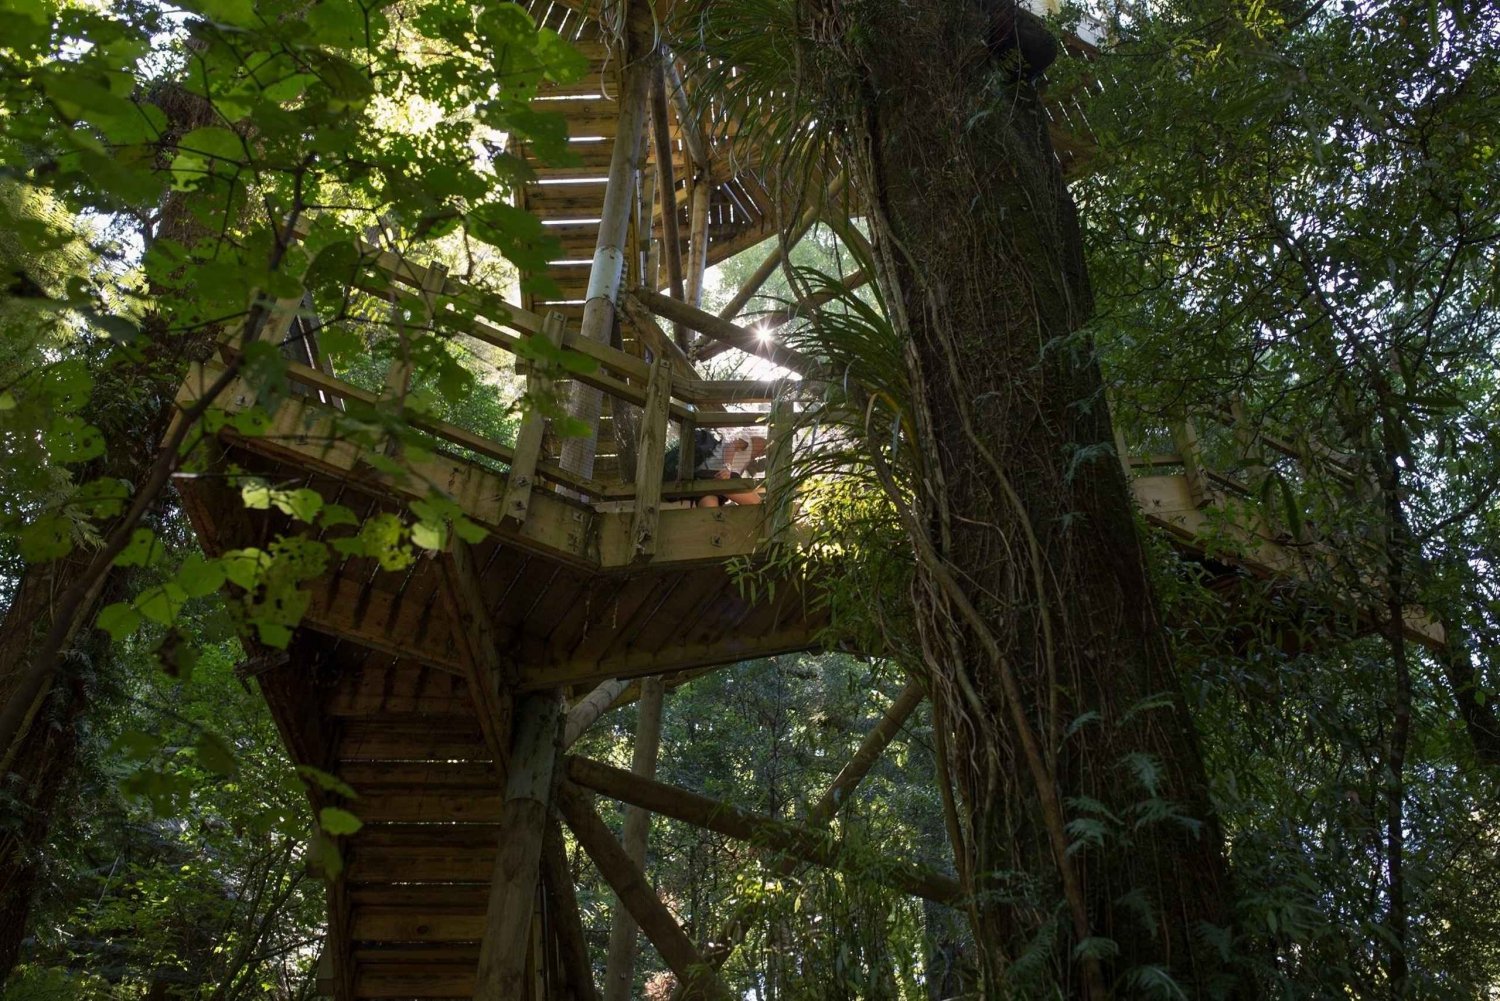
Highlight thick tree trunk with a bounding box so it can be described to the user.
[822,2,1238,993]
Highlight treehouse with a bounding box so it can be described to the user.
[170,1,1442,998]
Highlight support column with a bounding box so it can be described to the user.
[474,691,563,1001]
[559,23,654,484]
[601,676,666,1001]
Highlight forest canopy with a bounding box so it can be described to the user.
[1,0,1498,998]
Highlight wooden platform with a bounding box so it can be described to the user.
[168,3,1442,998]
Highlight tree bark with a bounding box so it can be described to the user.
[811,2,1238,993]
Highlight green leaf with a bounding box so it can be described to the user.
[179,125,243,162]
[298,765,359,800]
[18,514,73,563]
[44,415,103,463]
[176,552,227,598]
[318,806,363,836]
[241,480,273,509]
[97,602,143,642]
[135,583,189,626]
[320,503,359,528]
[114,527,165,567]
[221,548,269,590]
[411,520,445,551]
[72,478,130,519]
[194,731,239,776]
[274,487,324,523]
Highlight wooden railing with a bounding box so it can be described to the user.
[220,228,807,560]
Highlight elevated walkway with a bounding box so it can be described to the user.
[169,3,1441,998]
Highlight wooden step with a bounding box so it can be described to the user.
[355,964,474,999]
[337,720,490,763]
[347,844,497,884]
[326,666,474,718]
[350,908,485,944]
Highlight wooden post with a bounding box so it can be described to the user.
[563,678,633,748]
[670,680,929,998]
[650,52,688,346]
[559,24,653,485]
[475,691,563,1001]
[543,821,601,1001]
[564,755,960,903]
[764,398,795,543]
[601,676,666,1001]
[503,311,567,527]
[556,781,733,1001]
[663,57,710,175]
[805,680,925,828]
[715,173,847,323]
[1172,414,1210,508]
[684,171,712,310]
[630,354,673,559]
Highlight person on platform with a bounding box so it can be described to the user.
[662,427,768,506]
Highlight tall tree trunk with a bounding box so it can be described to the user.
[813,2,1238,993]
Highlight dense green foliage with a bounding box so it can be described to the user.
[2,0,1498,996]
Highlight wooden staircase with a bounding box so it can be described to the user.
[165,4,1446,999]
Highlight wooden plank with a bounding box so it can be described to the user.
[565,756,961,903]
[347,847,497,884]
[440,540,518,775]
[326,661,472,717]
[522,620,821,690]
[764,398,794,543]
[555,781,733,1001]
[502,311,568,527]
[353,790,504,824]
[629,354,673,559]
[338,720,491,762]
[474,691,564,1001]
[350,909,485,943]
[302,571,467,675]
[602,676,666,1001]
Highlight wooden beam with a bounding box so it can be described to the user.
[714,174,848,325]
[649,52,688,347]
[560,23,654,483]
[439,540,515,773]
[542,821,601,1001]
[555,781,733,1001]
[602,677,666,1001]
[806,679,926,828]
[632,289,821,377]
[563,755,961,903]
[522,621,822,690]
[629,355,673,559]
[502,311,567,527]
[475,691,563,1001]
[684,171,712,309]
[563,678,632,748]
